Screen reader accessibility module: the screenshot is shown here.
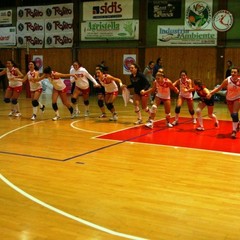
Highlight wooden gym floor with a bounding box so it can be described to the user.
[0,91,239,240]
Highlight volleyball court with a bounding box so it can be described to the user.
[97,117,239,154]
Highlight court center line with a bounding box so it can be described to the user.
[0,174,147,240]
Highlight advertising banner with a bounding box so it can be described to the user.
[0,10,12,25]
[185,0,213,30]
[45,32,73,48]
[157,25,217,46]
[148,0,181,19]
[81,20,139,41]
[0,27,16,45]
[83,0,133,21]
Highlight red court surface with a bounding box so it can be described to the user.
[98,118,239,154]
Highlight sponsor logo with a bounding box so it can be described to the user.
[186,1,211,29]
[212,10,233,32]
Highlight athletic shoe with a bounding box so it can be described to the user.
[52,116,60,121]
[8,110,15,116]
[166,122,173,128]
[31,114,36,120]
[84,110,89,117]
[75,110,80,116]
[172,120,178,126]
[99,113,106,118]
[214,121,219,127]
[40,105,45,113]
[231,131,237,139]
[134,119,143,125]
[145,120,153,129]
[14,112,22,117]
[71,112,76,119]
[196,126,205,131]
[109,114,118,121]
[193,118,197,124]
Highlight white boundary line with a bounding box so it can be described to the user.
[0,174,147,240]
[0,121,44,139]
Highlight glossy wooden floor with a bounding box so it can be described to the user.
[0,91,239,240]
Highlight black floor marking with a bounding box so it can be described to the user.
[0,151,63,161]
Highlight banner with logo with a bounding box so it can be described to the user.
[45,18,73,33]
[0,10,12,25]
[157,25,217,46]
[81,20,139,41]
[17,20,45,35]
[17,33,44,48]
[0,27,16,45]
[83,0,133,21]
[44,4,73,20]
[185,0,213,30]
[45,32,73,48]
[148,0,181,19]
[16,4,73,48]
[123,54,136,75]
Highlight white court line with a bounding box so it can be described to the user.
[0,174,147,240]
[0,121,44,139]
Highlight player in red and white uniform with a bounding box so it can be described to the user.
[141,69,179,128]
[194,79,219,131]
[16,61,45,120]
[95,67,123,121]
[172,70,196,126]
[37,66,76,121]
[70,61,100,117]
[209,67,240,138]
[0,60,24,117]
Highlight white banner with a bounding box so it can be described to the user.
[17,20,45,34]
[45,32,73,48]
[185,0,213,30]
[45,18,73,33]
[123,54,136,75]
[157,25,217,46]
[81,20,139,41]
[0,27,16,45]
[17,6,45,20]
[83,0,133,21]
[17,33,44,48]
[44,4,73,19]
[0,10,12,25]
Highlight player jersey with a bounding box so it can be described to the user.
[179,78,193,99]
[7,67,22,87]
[226,76,240,101]
[70,67,98,89]
[27,70,42,91]
[48,71,66,91]
[98,74,118,93]
[155,78,171,100]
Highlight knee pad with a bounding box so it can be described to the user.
[98,99,104,108]
[84,100,89,106]
[134,106,140,113]
[4,98,10,103]
[196,108,201,114]
[11,99,18,105]
[52,103,58,111]
[144,106,150,113]
[175,106,181,114]
[71,97,77,104]
[150,105,157,114]
[231,113,239,122]
[189,109,195,116]
[106,102,113,111]
[32,99,39,107]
